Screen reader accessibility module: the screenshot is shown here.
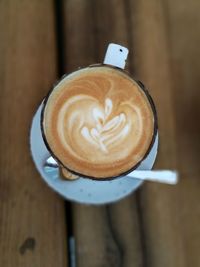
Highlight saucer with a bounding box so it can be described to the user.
[30,104,158,205]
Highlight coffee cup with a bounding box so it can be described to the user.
[40,43,158,181]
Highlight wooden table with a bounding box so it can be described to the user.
[0,1,200,266]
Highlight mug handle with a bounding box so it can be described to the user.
[103,43,129,69]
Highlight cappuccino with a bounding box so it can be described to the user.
[41,66,156,179]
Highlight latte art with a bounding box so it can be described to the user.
[42,66,156,179]
[81,98,129,153]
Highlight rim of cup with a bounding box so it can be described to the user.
[40,64,158,180]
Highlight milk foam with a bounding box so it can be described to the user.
[56,93,141,159]
[81,98,130,153]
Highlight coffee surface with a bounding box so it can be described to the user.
[42,66,155,178]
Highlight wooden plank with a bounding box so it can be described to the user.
[166,0,200,175]
[0,1,68,266]
[62,1,144,266]
[128,0,200,266]
[165,0,200,265]
[129,1,185,266]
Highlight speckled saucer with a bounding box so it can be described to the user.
[30,104,158,205]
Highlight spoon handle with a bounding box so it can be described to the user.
[127,170,178,185]
[44,157,178,185]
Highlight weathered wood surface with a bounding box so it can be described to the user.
[0,1,68,266]
[0,0,200,266]
[166,0,200,266]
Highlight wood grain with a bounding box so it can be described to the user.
[166,0,200,175]
[129,0,200,266]
[0,1,67,266]
[129,1,185,266]
[166,0,200,265]
[62,1,143,266]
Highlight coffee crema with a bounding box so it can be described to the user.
[42,66,156,179]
